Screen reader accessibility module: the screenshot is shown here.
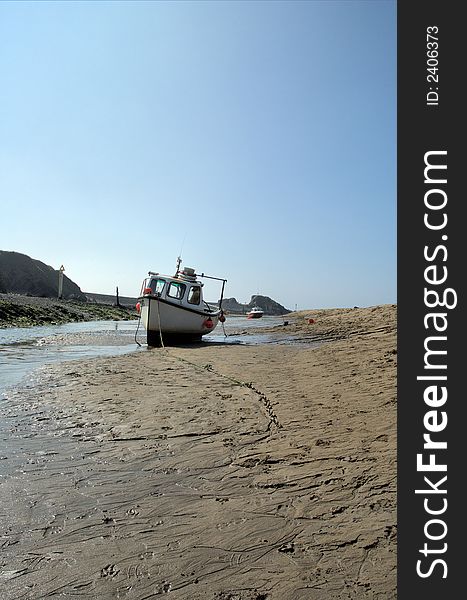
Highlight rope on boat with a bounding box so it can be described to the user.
[134,314,142,346]
[156,299,165,349]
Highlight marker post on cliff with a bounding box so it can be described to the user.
[58,265,65,299]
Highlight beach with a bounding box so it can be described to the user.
[0,304,396,599]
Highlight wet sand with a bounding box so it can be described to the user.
[0,304,396,599]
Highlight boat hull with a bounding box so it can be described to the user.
[247,313,263,319]
[139,296,220,345]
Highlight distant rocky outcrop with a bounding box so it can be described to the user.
[220,295,290,316]
[0,251,87,301]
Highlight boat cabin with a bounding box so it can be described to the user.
[140,268,211,311]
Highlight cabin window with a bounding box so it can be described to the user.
[187,286,201,305]
[149,278,165,295]
[167,281,186,300]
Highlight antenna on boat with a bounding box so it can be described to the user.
[175,255,182,276]
[178,232,187,260]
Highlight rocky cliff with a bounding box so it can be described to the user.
[221,295,290,316]
[0,251,87,301]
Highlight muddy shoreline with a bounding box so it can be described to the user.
[0,304,396,599]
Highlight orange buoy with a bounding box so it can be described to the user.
[308,318,315,324]
[203,318,214,329]
[219,314,226,323]
[136,302,141,313]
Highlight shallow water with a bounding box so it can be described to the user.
[0,316,294,398]
[0,320,142,398]
[205,314,287,344]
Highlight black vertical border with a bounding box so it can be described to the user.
[398,1,463,597]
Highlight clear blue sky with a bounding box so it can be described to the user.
[0,0,396,309]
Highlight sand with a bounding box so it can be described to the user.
[0,305,396,599]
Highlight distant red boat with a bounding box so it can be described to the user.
[246,306,264,319]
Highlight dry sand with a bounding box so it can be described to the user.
[0,305,396,599]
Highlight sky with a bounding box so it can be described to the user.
[0,0,396,310]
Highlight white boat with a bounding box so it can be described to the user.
[246,306,264,319]
[136,258,227,346]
